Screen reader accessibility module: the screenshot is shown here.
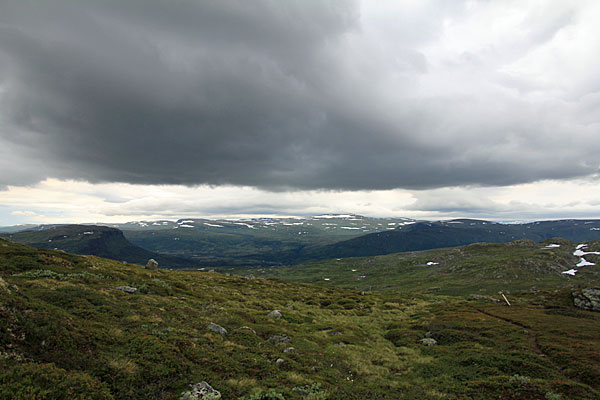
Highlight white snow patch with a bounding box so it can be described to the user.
[179,220,194,224]
[591,227,600,231]
[574,249,600,257]
[562,269,578,276]
[351,269,357,272]
[447,221,463,224]
[179,224,194,228]
[234,222,256,229]
[426,262,439,266]
[340,227,360,230]
[576,244,588,249]
[83,231,94,235]
[577,258,596,267]
[204,223,223,228]
[544,244,561,248]
[324,278,330,281]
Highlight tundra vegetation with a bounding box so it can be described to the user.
[0,238,599,399]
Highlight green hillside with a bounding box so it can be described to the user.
[225,239,600,296]
[1,238,599,399]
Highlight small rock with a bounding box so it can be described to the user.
[115,285,137,294]
[145,259,159,270]
[180,381,221,400]
[283,347,297,353]
[207,323,227,336]
[336,342,346,347]
[275,358,285,365]
[0,277,10,294]
[424,331,433,338]
[267,310,282,319]
[328,331,343,336]
[286,304,294,310]
[268,334,291,344]
[420,338,437,346]
[244,275,255,280]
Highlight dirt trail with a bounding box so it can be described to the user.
[472,306,579,382]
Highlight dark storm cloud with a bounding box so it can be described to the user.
[0,0,598,190]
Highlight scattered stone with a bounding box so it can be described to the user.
[268,334,291,345]
[267,310,282,319]
[286,304,294,310]
[208,269,215,273]
[180,381,221,400]
[420,338,437,346]
[424,331,433,338]
[336,342,347,347]
[328,331,343,336]
[283,347,297,353]
[275,358,285,365]
[145,259,159,270]
[207,323,227,336]
[573,287,600,312]
[115,285,137,294]
[244,275,255,280]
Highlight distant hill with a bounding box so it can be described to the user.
[293,219,600,262]
[113,214,416,266]
[5,218,600,267]
[0,225,197,268]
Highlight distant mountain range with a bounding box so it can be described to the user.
[3,216,600,268]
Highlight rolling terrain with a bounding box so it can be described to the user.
[291,219,600,263]
[1,239,599,399]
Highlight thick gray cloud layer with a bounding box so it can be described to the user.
[0,0,599,190]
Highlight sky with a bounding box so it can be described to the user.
[1,0,600,225]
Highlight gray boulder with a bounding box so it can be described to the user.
[145,259,159,270]
[573,287,600,312]
[116,285,138,294]
[420,338,437,346]
[267,309,282,319]
[207,323,227,336]
[268,334,291,345]
[180,381,221,400]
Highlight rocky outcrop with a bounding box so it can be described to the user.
[145,259,159,270]
[267,310,282,319]
[573,287,600,312]
[180,381,221,400]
